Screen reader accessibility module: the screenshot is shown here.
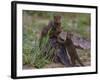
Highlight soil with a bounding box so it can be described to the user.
[23,61,90,69]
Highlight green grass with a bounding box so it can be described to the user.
[23,28,55,68]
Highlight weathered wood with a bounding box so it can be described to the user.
[59,32,90,49]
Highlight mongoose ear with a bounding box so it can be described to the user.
[70,32,73,37]
[54,15,61,19]
[67,32,73,37]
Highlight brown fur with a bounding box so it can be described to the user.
[65,32,84,66]
[40,15,62,38]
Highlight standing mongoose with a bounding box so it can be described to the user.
[65,32,84,66]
